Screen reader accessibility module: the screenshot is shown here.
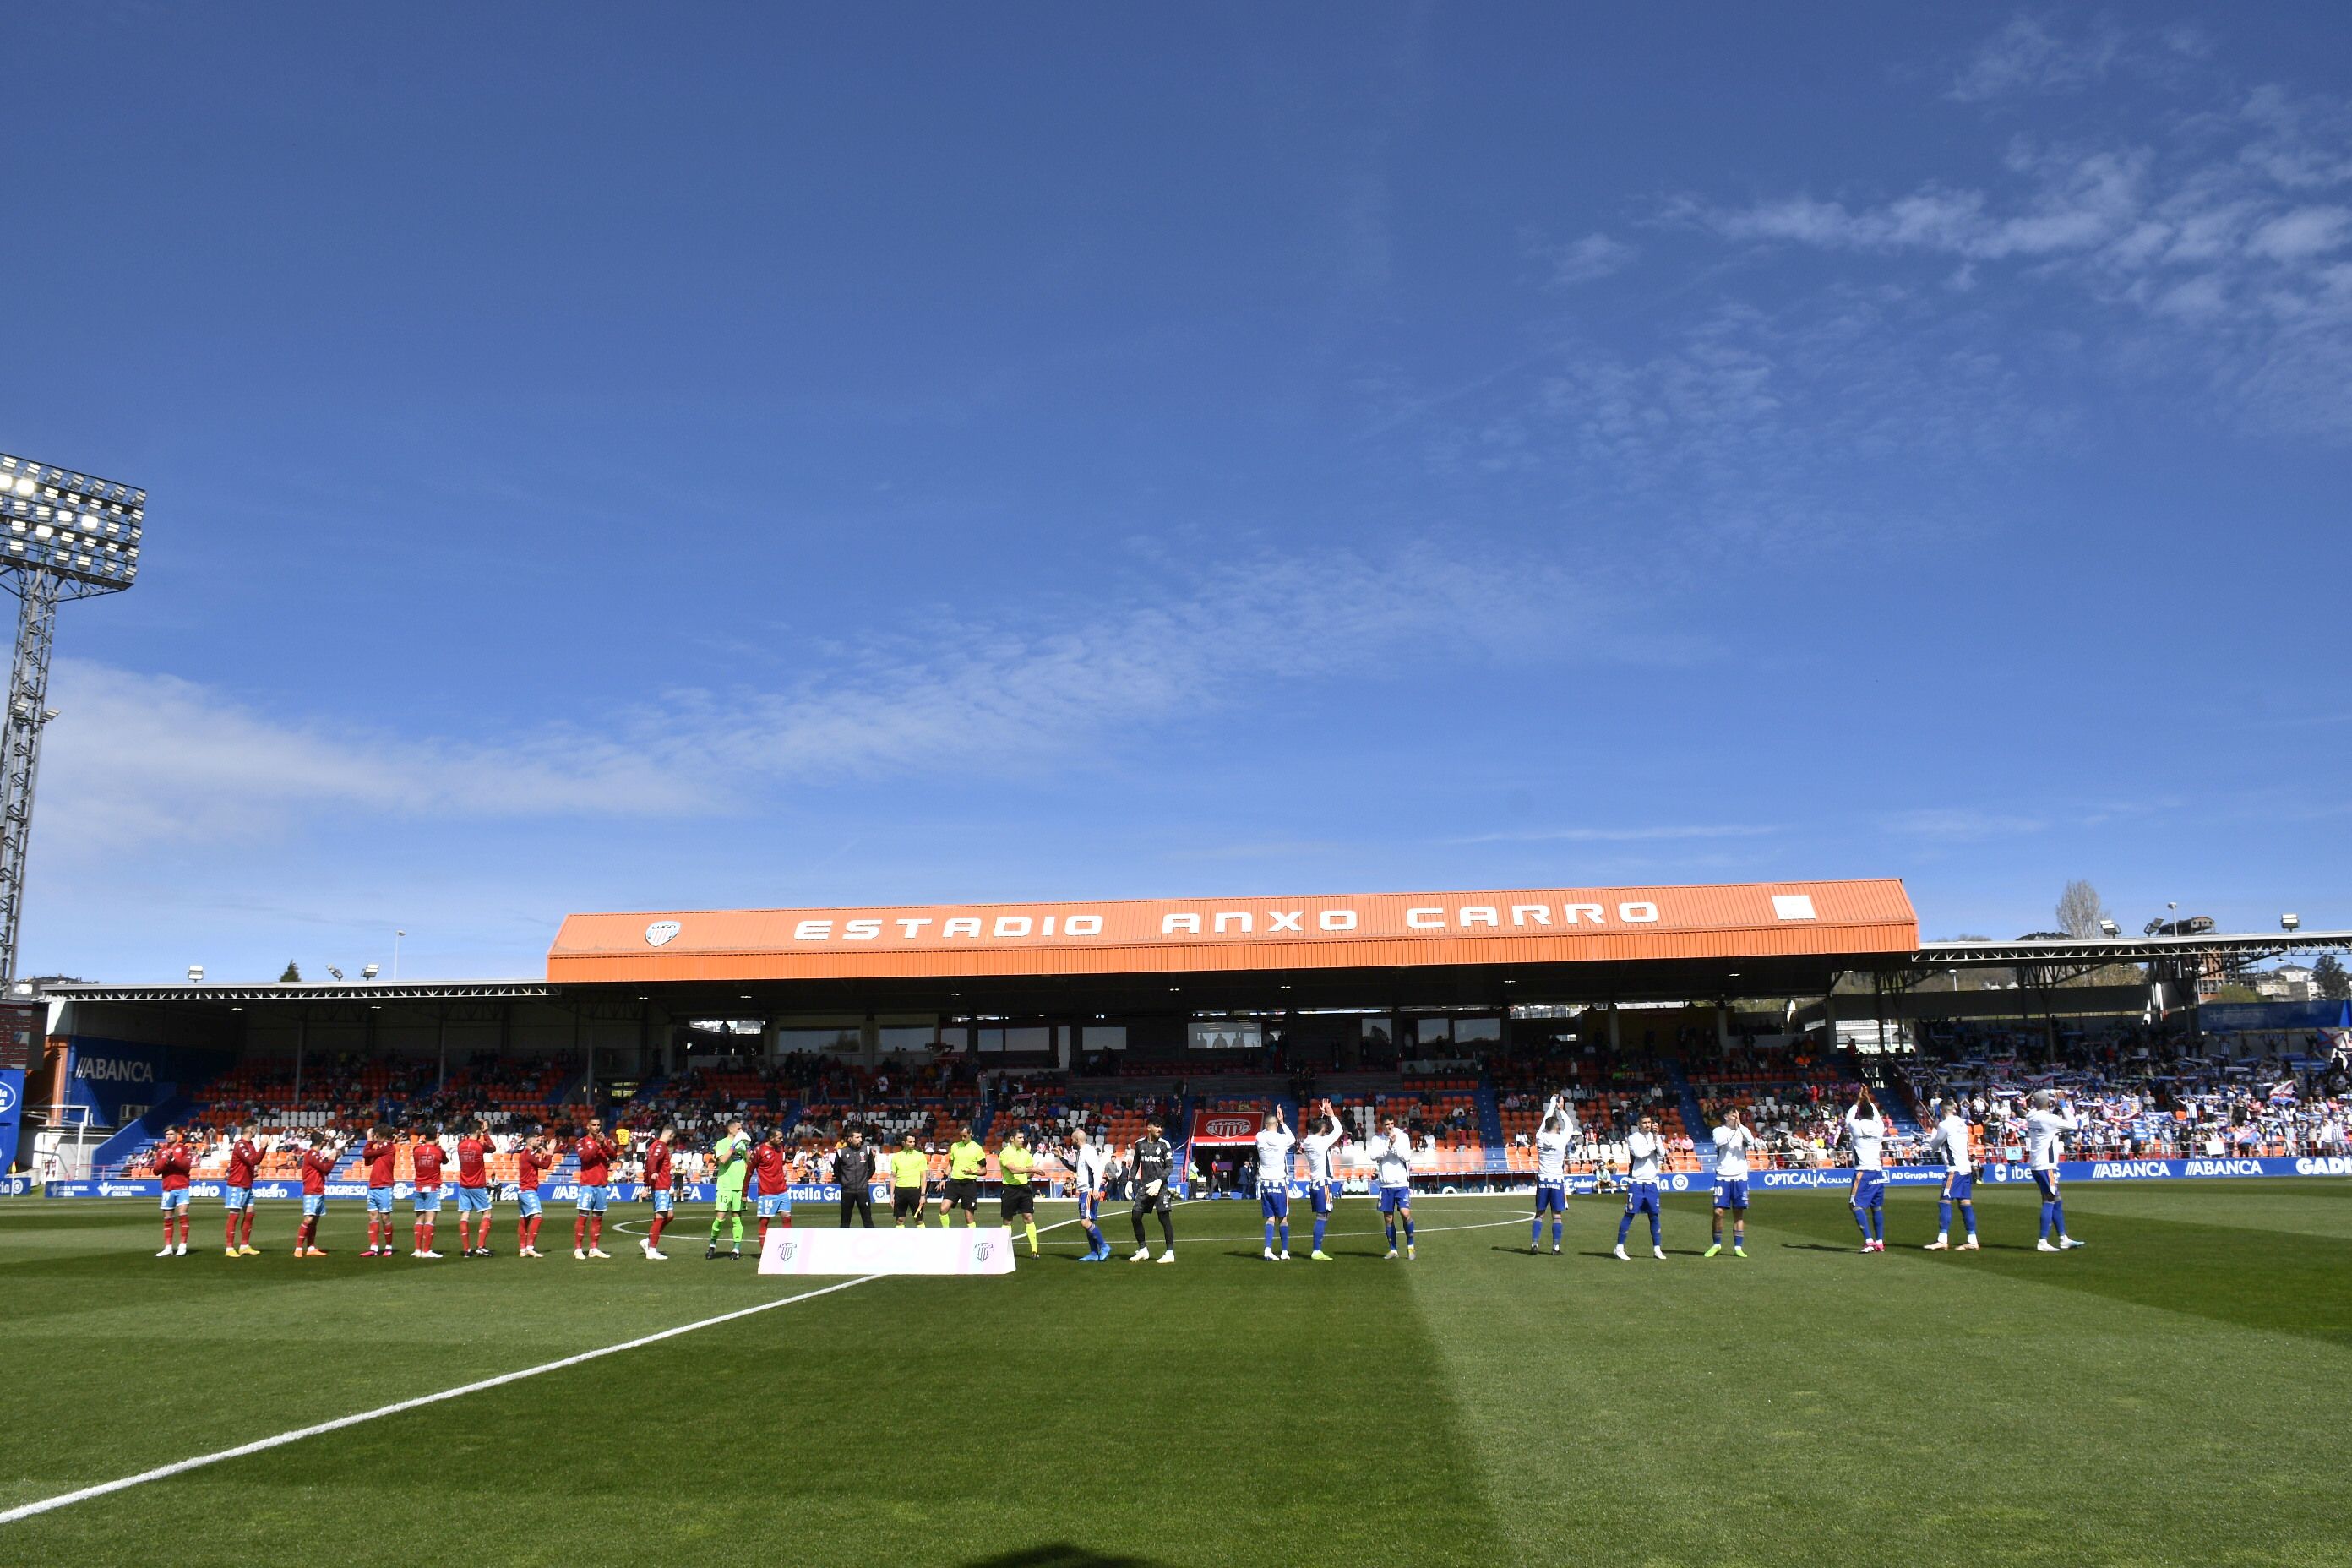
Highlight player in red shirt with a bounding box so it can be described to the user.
[409,1125,448,1258]
[222,1121,265,1256]
[360,1124,400,1257]
[452,1118,495,1257]
[749,1128,797,1254]
[293,1132,344,1257]
[573,1118,617,1259]
[514,1129,553,1257]
[639,1122,678,1261]
[153,1126,194,1256]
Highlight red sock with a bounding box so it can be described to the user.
[648,1214,667,1247]
[589,1216,602,1250]
[758,1219,770,1250]
[527,1214,542,1247]
[165,1219,176,1247]
[241,1211,255,1246]
[422,1221,435,1252]
[574,1216,586,1250]
[226,1217,239,1248]
[180,1216,192,1244]
[518,1218,530,1250]
[781,1211,793,1228]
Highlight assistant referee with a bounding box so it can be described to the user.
[835,1127,876,1228]
[941,1123,987,1228]
[997,1128,1038,1256]
[889,1133,930,1227]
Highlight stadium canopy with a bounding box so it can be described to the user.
[543,879,1920,1013]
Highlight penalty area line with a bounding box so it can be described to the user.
[0,1274,881,1528]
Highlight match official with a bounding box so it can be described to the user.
[890,1132,930,1227]
[998,1128,1038,1256]
[836,1127,876,1228]
[941,1123,987,1228]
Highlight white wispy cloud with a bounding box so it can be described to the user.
[1445,823,1780,846]
[1679,72,2352,438]
[1543,231,1637,286]
[1881,808,2050,841]
[1946,13,2209,104]
[37,539,1605,860]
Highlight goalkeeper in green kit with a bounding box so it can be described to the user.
[706,1119,750,1260]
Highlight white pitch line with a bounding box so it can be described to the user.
[0,1274,879,1527]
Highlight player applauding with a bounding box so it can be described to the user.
[360,1124,399,1258]
[640,1123,677,1260]
[453,1119,495,1257]
[574,1119,616,1259]
[1255,1105,1296,1260]
[1705,1108,1758,1259]
[221,1122,264,1257]
[409,1125,447,1258]
[514,1130,553,1257]
[294,1132,341,1257]
[153,1127,193,1257]
[1530,1096,1573,1255]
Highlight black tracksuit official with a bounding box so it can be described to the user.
[836,1139,877,1228]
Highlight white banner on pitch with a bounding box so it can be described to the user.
[757,1225,1019,1277]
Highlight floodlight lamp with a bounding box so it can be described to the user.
[187,965,204,983]
[362,963,380,979]
[326,965,344,980]
[2099,918,2119,936]
[2282,913,2300,931]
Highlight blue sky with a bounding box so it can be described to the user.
[5,4,2348,982]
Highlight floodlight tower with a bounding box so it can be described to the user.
[0,450,144,984]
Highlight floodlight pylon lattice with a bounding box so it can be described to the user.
[0,451,146,984]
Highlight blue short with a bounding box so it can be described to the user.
[2032,1169,2059,1200]
[518,1191,543,1217]
[455,1186,491,1213]
[1077,1190,1100,1221]
[1378,1184,1412,1215]
[412,1189,442,1212]
[1533,1179,1568,1213]
[1260,1187,1289,1220]
[1624,1180,1660,1217]
[158,1189,188,1211]
[1942,1172,1974,1200]
[1852,1170,1887,1209]
[302,1194,327,1217]
[756,1193,792,1218]
[222,1186,253,1211]
[366,1188,395,1213]
[1714,1178,1750,1211]
[1310,1180,1335,1216]
[651,1190,674,1215]
[576,1184,609,1213]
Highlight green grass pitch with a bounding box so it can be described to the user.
[3,1181,2348,1567]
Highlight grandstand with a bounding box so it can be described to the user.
[14,881,2349,1191]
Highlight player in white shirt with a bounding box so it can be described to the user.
[1705,1107,1759,1258]
[1613,1113,1669,1260]
[1255,1106,1298,1261]
[1370,1118,1416,1260]
[2024,1089,2086,1251]
[1529,1096,1574,1255]
[1920,1099,1979,1250]
[1298,1100,1345,1260]
[1843,1089,1890,1253]
[1070,1128,1113,1263]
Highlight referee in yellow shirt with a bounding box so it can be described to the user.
[997,1128,1038,1255]
[889,1133,931,1227]
[940,1124,988,1228]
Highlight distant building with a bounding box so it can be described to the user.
[2251,965,2317,1002]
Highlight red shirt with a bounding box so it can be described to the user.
[643,1138,672,1189]
[411,1141,445,1190]
[749,1142,790,1195]
[516,1145,548,1191]
[224,1138,261,1188]
[455,1135,490,1189]
[364,1139,397,1188]
[575,1135,612,1185]
[299,1148,336,1195]
[155,1142,193,1191]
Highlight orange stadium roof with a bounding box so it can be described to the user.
[547,879,1919,988]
